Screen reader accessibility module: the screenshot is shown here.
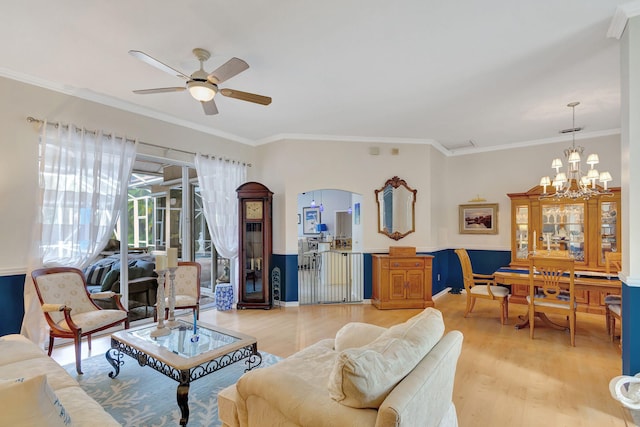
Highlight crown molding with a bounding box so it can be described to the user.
[608,1,640,39]
[447,128,621,157]
[255,133,452,155]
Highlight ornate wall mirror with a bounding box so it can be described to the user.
[374,176,417,240]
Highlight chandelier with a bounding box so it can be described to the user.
[539,102,612,200]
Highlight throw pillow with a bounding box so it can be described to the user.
[328,307,445,409]
[334,322,388,352]
[0,374,73,426]
[128,266,146,280]
[83,263,112,286]
[100,268,120,292]
[134,260,157,277]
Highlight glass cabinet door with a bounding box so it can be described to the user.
[243,222,264,301]
[600,201,618,264]
[541,203,585,261]
[515,205,529,260]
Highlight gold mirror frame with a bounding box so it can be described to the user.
[374,176,417,240]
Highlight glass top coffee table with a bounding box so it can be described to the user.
[106,319,261,426]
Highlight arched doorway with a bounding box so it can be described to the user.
[297,189,364,304]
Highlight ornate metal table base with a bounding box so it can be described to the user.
[106,338,262,426]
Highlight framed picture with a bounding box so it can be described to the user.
[459,203,498,234]
[303,207,321,234]
[354,202,361,225]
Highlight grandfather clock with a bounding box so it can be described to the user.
[236,182,273,309]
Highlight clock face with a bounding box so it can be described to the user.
[245,201,263,220]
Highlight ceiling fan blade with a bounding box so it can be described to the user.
[207,57,249,84]
[202,99,219,115]
[133,87,186,94]
[129,50,189,80]
[220,88,272,105]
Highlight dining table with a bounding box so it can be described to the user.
[493,267,621,329]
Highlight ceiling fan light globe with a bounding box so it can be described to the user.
[187,81,217,102]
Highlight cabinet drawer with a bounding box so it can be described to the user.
[389,258,425,269]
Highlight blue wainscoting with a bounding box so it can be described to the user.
[0,274,25,336]
[622,282,640,375]
[274,248,512,304]
[444,249,512,292]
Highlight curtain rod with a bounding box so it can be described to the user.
[26,116,251,167]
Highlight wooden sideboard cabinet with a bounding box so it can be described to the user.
[507,184,621,314]
[372,250,434,309]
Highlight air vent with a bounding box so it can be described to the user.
[560,127,583,134]
[440,139,476,150]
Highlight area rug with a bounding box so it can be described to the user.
[64,350,281,426]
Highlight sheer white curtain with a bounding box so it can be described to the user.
[195,155,247,303]
[22,121,136,343]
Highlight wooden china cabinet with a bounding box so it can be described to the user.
[236,182,273,309]
[507,184,621,313]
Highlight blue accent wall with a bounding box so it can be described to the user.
[0,274,25,336]
[622,282,640,375]
[446,249,512,291]
[363,253,372,299]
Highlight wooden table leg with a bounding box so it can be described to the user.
[537,312,568,330]
[515,313,529,329]
[515,309,568,331]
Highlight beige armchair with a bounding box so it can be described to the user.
[31,267,129,374]
[155,261,201,321]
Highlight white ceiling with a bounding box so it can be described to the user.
[0,1,633,152]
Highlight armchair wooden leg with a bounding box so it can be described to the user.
[87,334,92,351]
[47,335,54,356]
[74,330,83,375]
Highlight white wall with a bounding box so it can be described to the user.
[255,140,436,254]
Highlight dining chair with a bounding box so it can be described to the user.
[604,251,622,344]
[455,248,509,324]
[155,261,202,321]
[31,267,130,374]
[527,255,577,346]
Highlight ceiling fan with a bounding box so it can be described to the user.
[129,48,271,115]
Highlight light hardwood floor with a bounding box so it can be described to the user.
[51,292,629,426]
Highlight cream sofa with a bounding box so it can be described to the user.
[0,334,119,426]
[219,308,463,427]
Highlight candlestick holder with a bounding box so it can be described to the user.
[150,269,170,337]
[165,266,179,328]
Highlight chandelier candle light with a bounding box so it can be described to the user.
[539,102,612,200]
